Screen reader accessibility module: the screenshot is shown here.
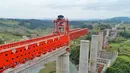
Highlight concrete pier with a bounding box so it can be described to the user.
[56,52,70,73]
[79,40,90,73]
[90,35,98,73]
[99,32,103,51]
[106,29,110,37]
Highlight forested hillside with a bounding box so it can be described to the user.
[0,18,53,43]
[0,18,97,43]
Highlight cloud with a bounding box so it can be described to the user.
[84,1,130,12]
[0,0,130,19]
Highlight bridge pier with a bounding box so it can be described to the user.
[99,32,103,51]
[90,35,98,73]
[106,29,110,37]
[79,40,90,73]
[56,52,70,73]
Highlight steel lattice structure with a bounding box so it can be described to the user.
[0,15,88,73]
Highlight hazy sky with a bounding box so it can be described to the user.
[0,0,130,19]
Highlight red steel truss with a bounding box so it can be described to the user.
[0,16,88,72]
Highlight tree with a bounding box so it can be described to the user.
[0,37,4,44]
[70,45,80,65]
[49,71,56,73]
[105,67,117,73]
[105,58,130,73]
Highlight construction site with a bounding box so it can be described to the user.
[0,15,121,73]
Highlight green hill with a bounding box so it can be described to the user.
[0,18,53,43]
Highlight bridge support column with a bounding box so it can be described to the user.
[99,32,103,51]
[56,52,70,73]
[106,29,110,37]
[79,40,89,73]
[90,35,98,73]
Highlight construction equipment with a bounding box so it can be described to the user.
[53,15,69,34]
[0,15,88,73]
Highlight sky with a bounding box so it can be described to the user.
[0,0,130,19]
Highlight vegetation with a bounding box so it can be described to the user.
[120,31,130,38]
[105,57,130,73]
[119,56,130,62]
[0,18,53,43]
[97,24,112,30]
[39,62,56,73]
[106,35,130,56]
[105,24,130,73]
